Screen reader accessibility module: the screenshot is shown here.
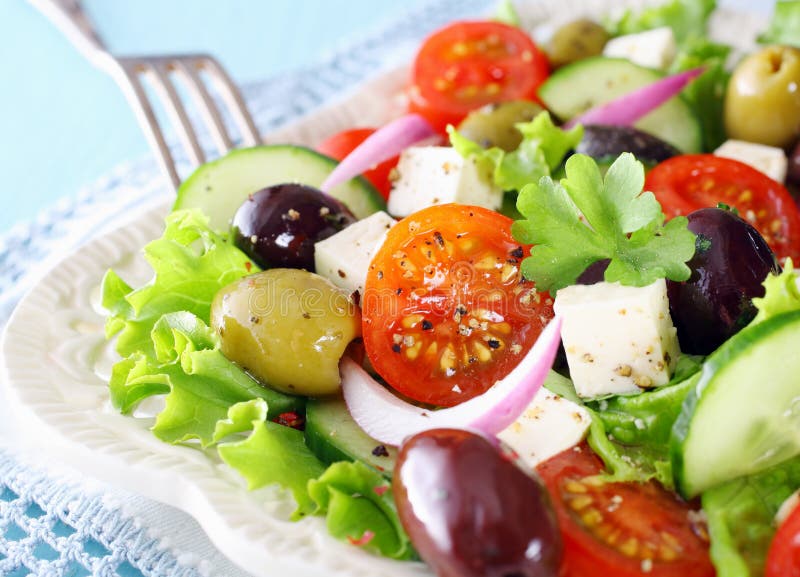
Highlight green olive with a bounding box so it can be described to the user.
[546,19,609,69]
[211,269,361,397]
[456,100,544,151]
[724,45,800,148]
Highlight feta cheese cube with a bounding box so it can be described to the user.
[714,139,788,183]
[314,211,396,296]
[603,27,677,70]
[387,146,502,217]
[554,279,680,399]
[498,386,591,469]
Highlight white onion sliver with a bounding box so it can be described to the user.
[564,67,704,129]
[320,114,436,193]
[341,316,563,446]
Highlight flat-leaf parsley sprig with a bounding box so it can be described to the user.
[511,153,696,292]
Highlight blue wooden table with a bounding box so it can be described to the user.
[0,1,423,234]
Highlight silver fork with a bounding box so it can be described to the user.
[29,0,261,189]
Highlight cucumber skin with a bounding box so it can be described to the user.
[539,56,702,154]
[174,145,385,231]
[304,398,397,477]
[670,310,800,498]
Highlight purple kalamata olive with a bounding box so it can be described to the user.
[666,207,780,355]
[394,428,562,577]
[232,183,355,271]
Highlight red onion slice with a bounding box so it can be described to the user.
[340,316,563,446]
[320,114,437,193]
[564,67,705,129]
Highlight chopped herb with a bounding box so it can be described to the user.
[511,153,696,292]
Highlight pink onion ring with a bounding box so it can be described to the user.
[564,67,705,129]
[320,114,437,193]
[340,316,563,446]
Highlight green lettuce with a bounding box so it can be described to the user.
[102,209,256,359]
[670,38,732,151]
[606,0,716,44]
[543,358,702,488]
[308,461,415,560]
[109,312,303,445]
[219,418,326,520]
[703,456,800,577]
[759,0,800,46]
[494,0,521,27]
[587,368,702,488]
[448,111,583,193]
[752,259,800,324]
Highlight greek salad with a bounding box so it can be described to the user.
[102,1,800,576]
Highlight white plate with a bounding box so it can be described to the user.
[0,3,768,576]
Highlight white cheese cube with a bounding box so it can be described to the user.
[603,27,677,70]
[554,279,680,399]
[387,146,502,217]
[314,211,396,296]
[498,386,591,469]
[714,139,788,183]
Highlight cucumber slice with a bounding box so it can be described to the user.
[539,57,702,154]
[671,310,800,498]
[174,145,386,232]
[305,397,397,476]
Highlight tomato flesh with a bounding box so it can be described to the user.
[766,501,800,577]
[645,154,800,262]
[317,128,398,200]
[536,445,715,577]
[362,204,553,407]
[408,21,549,132]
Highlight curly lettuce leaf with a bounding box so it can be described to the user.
[587,370,702,488]
[448,111,583,193]
[512,153,696,292]
[752,259,800,324]
[494,0,521,27]
[670,38,732,151]
[703,456,800,577]
[308,461,415,560]
[606,0,716,44]
[102,209,256,359]
[109,312,303,445]
[759,0,800,47]
[213,398,269,443]
[218,419,325,520]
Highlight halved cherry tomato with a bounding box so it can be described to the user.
[766,499,800,577]
[361,204,553,407]
[644,154,800,262]
[317,128,398,200]
[408,21,549,133]
[536,444,715,577]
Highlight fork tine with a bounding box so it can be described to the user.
[200,56,260,147]
[115,61,181,189]
[172,59,234,156]
[145,59,207,168]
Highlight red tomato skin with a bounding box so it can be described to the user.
[361,204,553,407]
[408,20,549,133]
[767,503,800,577]
[536,446,715,577]
[317,128,398,200]
[644,154,800,262]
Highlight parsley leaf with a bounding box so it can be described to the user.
[511,153,695,292]
[606,0,716,44]
[448,111,583,192]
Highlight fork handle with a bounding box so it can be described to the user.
[29,0,112,68]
